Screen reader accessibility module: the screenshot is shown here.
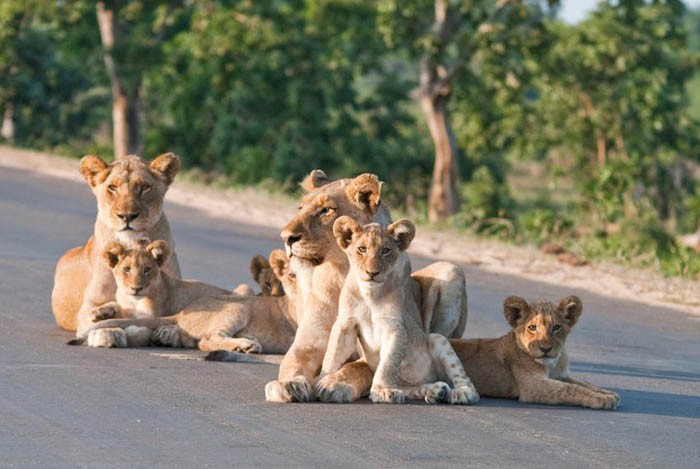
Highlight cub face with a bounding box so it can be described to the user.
[503,295,583,363]
[80,153,180,233]
[103,240,169,298]
[280,170,383,265]
[269,249,297,299]
[333,216,415,284]
[250,255,284,296]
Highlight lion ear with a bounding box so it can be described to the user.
[103,241,125,268]
[558,295,582,327]
[300,169,331,192]
[269,249,289,280]
[250,255,269,283]
[503,296,529,329]
[387,219,415,251]
[80,155,110,188]
[150,152,180,186]
[146,240,170,267]
[333,216,362,249]
[345,173,382,215]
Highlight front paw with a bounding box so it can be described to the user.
[315,373,357,403]
[370,386,405,404]
[87,328,127,348]
[449,384,480,405]
[89,304,117,322]
[151,325,182,347]
[265,376,313,403]
[424,382,451,404]
[585,392,619,410]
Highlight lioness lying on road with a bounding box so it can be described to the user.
[451,296,620,409]
[52,153,182,333]
[316,217,479,405]
[71,240,297,354]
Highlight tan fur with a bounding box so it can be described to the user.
[76,241,296,355]
[451,296,620,409]
[52,153,181,333]
[250,255,284,296]
[264,170,469,403]
[316,217,479,405]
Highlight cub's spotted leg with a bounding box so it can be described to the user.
[429,333,479,405]
[517,375,619,410]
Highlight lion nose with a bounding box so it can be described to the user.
[117,212,139,223]
[540,346,553,354]
[367,270,380,279]
[282,230,302,247]
[131,286,142,294]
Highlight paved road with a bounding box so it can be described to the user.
[0,166,698,468]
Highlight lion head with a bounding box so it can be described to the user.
[280,170,389,266]
[269,249,296,299]
[333,216,415,284]
[79,153,180,234]
[250,255,284,296]
[103,239,169,298]
[503,296,583,364]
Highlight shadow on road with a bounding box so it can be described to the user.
[571,361,700,383]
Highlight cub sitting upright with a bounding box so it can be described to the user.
[316,216,479,405]
[450,296,619,409]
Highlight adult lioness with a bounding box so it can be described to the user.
[450,296,620,409]
[317,217,479,405]
[51,153,181,333]
[73,240,297,354]
[265,170,469,403]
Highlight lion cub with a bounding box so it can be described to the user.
[72,240,297,354]
[316,216,479,405]
[233,254,286,297]
[451,296,620,409]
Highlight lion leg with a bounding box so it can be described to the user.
[316,360,373,403]
[124,326,153,347]
[559,376,620,400]
[265,337,326,403]
[88,301,123,322]
[87,327,128,348]
[518,377,619,409]
[428,333,479,405]
[198,335,262,354]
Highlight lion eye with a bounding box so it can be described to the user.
[318,207,334,217]
[381,247,391,256]
[552,324,561,333]
[357,246,367,254]
[123,266,131,273]
[265,282,272,288]
[527,324,537,332]
[288,273,296,280]
[140,184,151,194]
[108,184,117,194]
[143,267,151,275]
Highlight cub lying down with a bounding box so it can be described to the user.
[316,216,479,405]
[451,296,620,410]
[70,240,297,354]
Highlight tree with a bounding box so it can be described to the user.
[378,0,556,222]
[94,1,189,159]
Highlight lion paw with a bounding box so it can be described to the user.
[87,328,127,348]
[586,392,619,410]
[370,387,405,404]
[424,382,451,404]
[89,304,117,322]
[449,384,480,405]
[151,325,182,347]
[233,338,262,354]
[315,374,357,403]
[265,376,313,403]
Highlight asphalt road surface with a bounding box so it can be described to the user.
[1,166,699,468]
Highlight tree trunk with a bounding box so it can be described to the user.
[1,103,14,142]
[97,2,141,159]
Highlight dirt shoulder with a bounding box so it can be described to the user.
[2,145,697,315]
